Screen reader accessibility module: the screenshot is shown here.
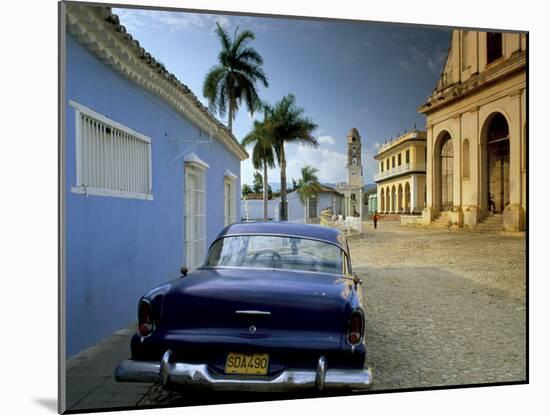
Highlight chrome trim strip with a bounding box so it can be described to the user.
[235,310,272,316]
[200,265,350,280]
[208,232,347,253]
[115,359,373,392]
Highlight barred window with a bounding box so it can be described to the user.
[70,101,152,200]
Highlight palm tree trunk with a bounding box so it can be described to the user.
[227,86,235,132]
[279,143,287,221]
[305,195,308,223]
[263,161,268,221]
[227,102,233,132]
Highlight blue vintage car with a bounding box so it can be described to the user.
[115,222,373,392]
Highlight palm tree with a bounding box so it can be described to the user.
[203,23,269,132]
[297,165,320,222]
[270,94,318,221]
[241,183,252,197]
[242,112,276,221]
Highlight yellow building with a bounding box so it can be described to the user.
[419,30,527,231]
[374,130,427,214]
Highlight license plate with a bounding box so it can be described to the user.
[225,352,269,375]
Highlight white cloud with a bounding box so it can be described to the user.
[241,142,383,186]
[286,145,347,183]
[114,8,277,36]
[114,9,230,35]
[241,143,348,186]
[317,135,336,145]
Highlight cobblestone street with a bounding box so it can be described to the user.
[65,223,526,411]
[353,222,526,390]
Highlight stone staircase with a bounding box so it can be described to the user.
[475,213,504,233]
[431,211,450,228]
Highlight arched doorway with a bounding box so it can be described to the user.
[397,184,403,212]
[385,187,390,214]
[439,132,454,210]
[485,113,510,213]
[391,185,397,213]
[405,182,411,213]
[380,188,385,212]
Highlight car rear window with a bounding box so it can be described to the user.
[205,235,344,275]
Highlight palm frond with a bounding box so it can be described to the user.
[203,66,226,114]
[215,22,232,53]
[204,23,268,131]
[242,118,277,171]
[232,29,256,55]
[297,165,320,203]
[236,47,264,65]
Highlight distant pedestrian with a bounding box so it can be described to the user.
[372,211,380,229]
[488,193,496,213]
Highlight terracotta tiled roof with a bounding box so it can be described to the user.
[309,183,343,195]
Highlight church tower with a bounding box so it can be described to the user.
[346,127,363,187]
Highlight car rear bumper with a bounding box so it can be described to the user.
[115,350,373,392]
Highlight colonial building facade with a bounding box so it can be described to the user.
[374,130,427,214]
[419,30,527,231]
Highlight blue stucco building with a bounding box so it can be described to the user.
[64,5,248,357]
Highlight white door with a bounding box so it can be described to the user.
[184,166,206,270]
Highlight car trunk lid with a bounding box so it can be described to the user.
[161,268,352,336]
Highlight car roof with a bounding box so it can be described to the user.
[217,221,348,251]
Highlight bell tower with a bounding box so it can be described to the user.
[347,128,363,187]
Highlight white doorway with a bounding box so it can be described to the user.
[184,165,206,270]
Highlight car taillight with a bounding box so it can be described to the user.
[138,300,154,337]
[347,310,364,346]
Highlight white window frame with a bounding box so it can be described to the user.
[69,100,153,200]
[224,169,238,226]
[184,154,208,270]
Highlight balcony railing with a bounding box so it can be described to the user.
[374,163,426,182]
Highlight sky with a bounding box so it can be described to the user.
[113,7,451,187]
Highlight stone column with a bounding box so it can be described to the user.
[422,124,435,224]
[463,106,481,228]
[411,175,417,213]
[358,188,363,234]
[345,195,350,218]
[453,113,464,227]
[504,89,525,231]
